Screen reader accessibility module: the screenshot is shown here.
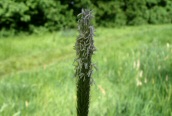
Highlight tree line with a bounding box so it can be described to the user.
[0,0,172,33]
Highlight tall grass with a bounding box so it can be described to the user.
[110,41,172,115]
[0,25,172,115]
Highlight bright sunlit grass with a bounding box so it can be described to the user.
[0,24,172,115]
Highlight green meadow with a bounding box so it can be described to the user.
[0,25,172,116]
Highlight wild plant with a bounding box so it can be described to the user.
[74,9,96,116]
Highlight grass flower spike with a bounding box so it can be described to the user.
[74,9,96,116]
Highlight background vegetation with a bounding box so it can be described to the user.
[0,0,172,35]
[0,0,172,115]
[0,25,172,115]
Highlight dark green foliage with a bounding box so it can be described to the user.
[0,0,172,35]
[116,0,172,25]
[125,0,149,25]
[74,9,96,116]
[149,6,171,24]
[0,0,75,33]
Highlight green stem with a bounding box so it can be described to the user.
[77,63,91,115]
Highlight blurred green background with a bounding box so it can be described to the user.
[0,0,172,116]
[0,0,172,35]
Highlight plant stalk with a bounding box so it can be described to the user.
[74,9,96,116]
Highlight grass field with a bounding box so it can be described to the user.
[0,25,172,116]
